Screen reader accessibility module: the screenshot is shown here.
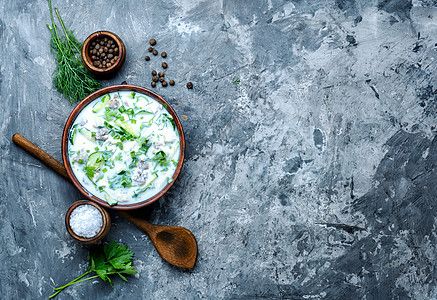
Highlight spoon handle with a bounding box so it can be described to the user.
[12,133,69,180]
[12,135,158,240]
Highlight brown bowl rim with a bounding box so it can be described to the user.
[81,31,126,74]
[65,200,111,244]
[62,84,186,210]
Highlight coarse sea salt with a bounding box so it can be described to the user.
[70,204,103,238]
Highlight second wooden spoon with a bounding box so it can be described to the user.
[12,133,197,269]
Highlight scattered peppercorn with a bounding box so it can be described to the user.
[162,62,168,69]
[158,71,164,77]
[161,52,167,58]
[152,76,159,82]
[149,38,156,46]
[162,81,168,87]
[151,81,156,88]
[169,80,175,86]
[145,56,150,61]
[187,82,193,89]
[159,77,164,82]
[152,49,158,56]
[148,47,153,52]
[151,70,157,76]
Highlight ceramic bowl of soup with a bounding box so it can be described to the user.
[62,84,185,210]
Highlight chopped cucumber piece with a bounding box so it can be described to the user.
[69,124,78,145]
[87,152,105,169]
[104,192,118,206]
[139,173,158,188]
[92,94,110,113]
[79,128,94,141]
[136,110,152,115]
[126,92,136,99]
[168,143,180,161]
[115,118,140,138]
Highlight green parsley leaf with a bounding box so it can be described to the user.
[49,241,137,298]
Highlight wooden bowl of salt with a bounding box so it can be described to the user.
[65,200,111,244]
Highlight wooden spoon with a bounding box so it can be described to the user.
[12,133,197,269]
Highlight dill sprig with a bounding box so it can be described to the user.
[47,0,102,103]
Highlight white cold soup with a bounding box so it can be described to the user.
[68,91,180,205]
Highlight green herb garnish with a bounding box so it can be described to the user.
[152,150,168,167]
[163,114,176,130]
[47,0,102,103]
[232,78,240,86]
[49,241,137,298]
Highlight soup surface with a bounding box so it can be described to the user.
[68,91,180,205]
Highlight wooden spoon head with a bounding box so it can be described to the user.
[150,226,197,269]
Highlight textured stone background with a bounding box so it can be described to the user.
[1,0,437,299]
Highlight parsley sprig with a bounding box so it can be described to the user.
[49,241,137,298]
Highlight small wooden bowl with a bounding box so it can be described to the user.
[81,31,126,78]
[65,200,111,244]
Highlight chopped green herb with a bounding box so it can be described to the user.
[163,114,176,130]
[232,77,240,86]
[152,150,168,167]
[46,0,102,104]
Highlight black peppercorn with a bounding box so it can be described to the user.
[161,52,167,58]
[149,38,156,46]
[148,47,153,52]
[159,77,164,82]
[145,56,150,61]
[151,81,156,87]
[162,62,168,69]
[162,81,168,87]
[152,49,158,56]
[187,82,193,89]
[169,80,175,86]
[152,70,157,76]
[152,76,159,82]
[158,71,164,77]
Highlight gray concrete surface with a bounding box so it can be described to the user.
[2,0,437,299]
